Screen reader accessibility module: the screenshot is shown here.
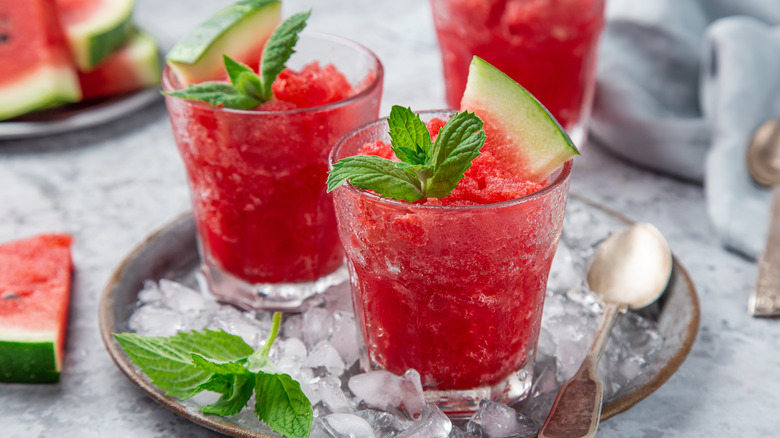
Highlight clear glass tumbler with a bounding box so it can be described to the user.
[430,0,605,146]
[163,33,383,311]
[330,111,572,414]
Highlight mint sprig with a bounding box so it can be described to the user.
[114,313,312,438]
[327,106,486,201]
[164,11,310,109]
[259,10,310,101]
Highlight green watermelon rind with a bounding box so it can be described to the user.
[0,65,81,121]
[165,0,281,85]
[0,337,60,383]
[461,56,580,182]
[64,0,135,71]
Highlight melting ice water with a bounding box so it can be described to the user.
[127,201,664,437]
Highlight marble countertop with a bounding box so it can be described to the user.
[2,0,777,437]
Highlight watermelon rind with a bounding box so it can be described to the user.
[166,0,281,85]
[61,0,135,71]
[461,56,580,183]
[0,336,60,384]
[0,65,81,121]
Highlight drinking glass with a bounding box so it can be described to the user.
[163,33,383,310]
[430,0,605,145]
[330,111,572,414]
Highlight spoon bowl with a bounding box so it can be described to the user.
[587,222,673,309]
[747,119,780,187]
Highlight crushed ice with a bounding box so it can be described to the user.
[127,202,665,437]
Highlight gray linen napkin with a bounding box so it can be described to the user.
[590,0,780,259]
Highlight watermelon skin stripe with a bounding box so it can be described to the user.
[58,0,135,71]
[0,341,60,383]
[83,17,133,70]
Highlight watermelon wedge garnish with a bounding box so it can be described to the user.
[461,56,580,183]
[55,0,135,71]
[165,0,281,86]
[0,0,81,121]
[0,234,74,383]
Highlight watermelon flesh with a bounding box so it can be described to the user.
[54,0,134,71]
[78,29,160,101]
[0,234,74,383]
[0,0,81,121]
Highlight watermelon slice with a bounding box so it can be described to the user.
[0,0,81,121]
[460,56,580,183]
[0,234,74,383]
[55,0,134,71]
[79,29,160,101]
[166,0,281,86]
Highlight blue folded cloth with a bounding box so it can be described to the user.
[590,0,780,259]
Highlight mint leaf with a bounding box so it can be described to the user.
[223,55,262,99]
[259,10,310,100]
[191,354,255,416]
[327,109,485,200]
[113,329,254,399]
[164,83,261,110]
[327,155,426,202]
[425,110,485,198]
[388,106,432,164]
[255,373,313,438]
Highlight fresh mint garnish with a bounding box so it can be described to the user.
[114,313,312,438]
[327,105,486,201]
[259,10,310,101]
[164,11,310,109]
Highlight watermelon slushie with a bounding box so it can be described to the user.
[163,33,383,310]
[430,0,605,144]
[331,112,571,413]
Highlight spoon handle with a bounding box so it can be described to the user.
[538,302,626,438]
[750,185,780,316]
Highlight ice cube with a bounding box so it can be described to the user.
[467,400,536,438]
[330,311,360,367]
[318,376,355,413]
[303,307,332,348]
[128,304,183,337]
[356,409,410,437]
[137,280,163,303]
[272,337,307,376]
[399,370,425,417]
[305,341,346,376]
[322,413,376,438]
[158,278,206,313]
[348,370,424,417]
[396,404,451,438]
[348,370,395,410]
[283,314,304,339]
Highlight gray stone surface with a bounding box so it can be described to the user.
[1,0,777,437]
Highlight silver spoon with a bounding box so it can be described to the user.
[538,223,673,438]
[746,119,780,316]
